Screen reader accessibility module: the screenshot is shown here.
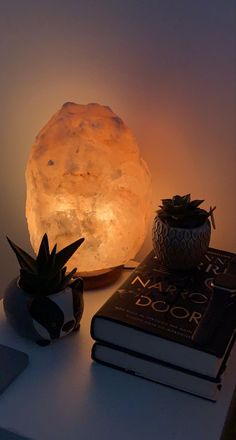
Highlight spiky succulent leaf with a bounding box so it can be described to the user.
[19,269,58,295]
[44,271,63,295]
[50,243,57,260]
[55,237,85,271]
[7,234,85,296]
[19,269,39,293]
[60,266,67,278]
[161,199,172,208]
[44,243,57,277]
[6,237,37,274]
[59,268,77,290]
[36,233,50,271]
[189,199,204,208]
[158,194,212,228]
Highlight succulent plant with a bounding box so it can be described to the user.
[7,233,84,296]
[157,194,215,228]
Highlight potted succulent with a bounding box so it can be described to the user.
[152,194,215,270]
[4,233,85,346]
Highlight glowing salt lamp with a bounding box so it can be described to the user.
[25,102,152,277]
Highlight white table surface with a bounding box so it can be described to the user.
[0,271,235,440]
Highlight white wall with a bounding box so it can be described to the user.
[0,0,235,289]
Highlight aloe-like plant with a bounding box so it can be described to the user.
[158,194,215,228]
[7,234,84,296]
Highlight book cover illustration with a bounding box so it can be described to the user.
[95,248,235,355]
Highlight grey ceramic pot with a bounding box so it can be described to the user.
[152,217,211,270]
[3,277,84,346]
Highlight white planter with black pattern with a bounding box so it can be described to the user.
[3,277,84,346]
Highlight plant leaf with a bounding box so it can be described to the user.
[60,267,77,290]
[43,233,50,255]
[41,271,62,295]
[161,198,172,206]
[61,266,67,278]
[19,269,38,293]
[183,194,191,204]
[55,237,85,271]
[189,199,204,208]
[36,233,50,271]
[50,243,57,258]
[6,236,37,273]
[48,243,57,273]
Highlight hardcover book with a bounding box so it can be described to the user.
[91,248,236,377]
[92,342,226,401]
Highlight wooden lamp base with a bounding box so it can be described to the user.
[78,266,124,290]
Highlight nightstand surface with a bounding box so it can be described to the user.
[0,271,235,440]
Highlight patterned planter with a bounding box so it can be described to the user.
[3,277,84,346]
[152,216,211,270]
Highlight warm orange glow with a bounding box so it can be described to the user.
[25,102,152,274]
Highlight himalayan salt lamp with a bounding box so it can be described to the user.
[26,102,152,276]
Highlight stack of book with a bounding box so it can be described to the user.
[91,248,236,401]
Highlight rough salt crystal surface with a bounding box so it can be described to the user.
[26,102,152,274]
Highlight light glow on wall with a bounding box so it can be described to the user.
[0,0,235,289]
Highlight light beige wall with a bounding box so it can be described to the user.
[0,1,235,289]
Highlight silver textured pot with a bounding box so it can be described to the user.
[152,216,211,270]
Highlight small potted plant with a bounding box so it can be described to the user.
[152,194,215,270]
[4,233,85,346]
